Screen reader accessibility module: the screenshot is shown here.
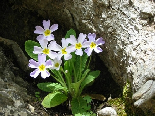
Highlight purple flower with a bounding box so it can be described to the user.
[34,20,58,41]
[66,33,87,56]
[33,39,58,59]
[48,38,72,60]
[28,54,53,79]
[84,33,105,56]
[51,57,62,70]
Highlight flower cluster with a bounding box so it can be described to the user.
[28,20,105,79]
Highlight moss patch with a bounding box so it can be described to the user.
[107,82,145,116]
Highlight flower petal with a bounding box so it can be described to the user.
[83,41,91,47]
[52,58,62,70]
[94,47,103,53]
[84,48,92,56]
[50,24,58,32]
[61,38,68,48]
[88,33,96,41]
[30,69,40,78]
[33,46,43,54]
[48,51,58,59]
[45,59,53,68]
[41,70,50,78]
[43,20,50,30]
[39,39,48,48]
[64,53,72,60]
[48,41,62,51]
[34,26,44,34]
[38,54,46,64]
[46,34,54,41]
[66,45,75,53]
[78,33,87,43]
[96,37,105,45]
[75,49,83,56]
[29,59,39,68]
[57,53,63,60]
[36,35,44,41]
[66,35,77,45]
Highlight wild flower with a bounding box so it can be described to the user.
[51,57,62,70]
[48,38,72,60]
[33,39,58,59]
[25,20,105,115]
[84,33,105,56]
[34,20,58,41]
[66,33,87,56]
[28,54,53,79]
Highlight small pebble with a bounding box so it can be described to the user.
[97,107,117,116]
[28,104,35,113]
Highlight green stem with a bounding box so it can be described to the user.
[87,54,92,69]
[50,73,66,88]
[71,59,77,82]
[57,70,67,87]
[61,68,71,91]
[78,56,82,81]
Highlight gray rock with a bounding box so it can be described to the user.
[13,0,155,114]
[0,38,37,116]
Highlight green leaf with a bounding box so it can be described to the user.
[64,52,76,77]
[75,52,89,80]
[75,113,82,116]
[42,92,68,108]
[83,95,92,103]
[80,70,100,91]
[70,81,82,98]
[35,92,40,95]
[71,97,86,114]
[65,29,76,39]
[50,69,61,79]
[25,40,40,61]
[70,69,90,97]
[71,96,91,115]
[37,82,67,93]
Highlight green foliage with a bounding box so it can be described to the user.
[83,95,92,103]
[35,92,41,101]
[80,70,100,92]
[37,82,67,93]
[71,96,96,115]
[65,28,76,39]
[25,40,40,61]
[64,52,76,78]
[75,112,96,116]
[74,52,89,79]
[64,52,88,81]
[107,81,145,116]
[69,69,90,98]
[42,92,68,108]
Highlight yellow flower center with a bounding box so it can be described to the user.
[42,48,49,54]
[62,48,67,54]
[44,29,51,36]
[39,64,45,71]
[90,42,96,49]
[75,43,82,49]
[55,63,59,68]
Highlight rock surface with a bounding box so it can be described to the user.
[19,0,155,114]
[0,46,31,115]
[0,37,49,116]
